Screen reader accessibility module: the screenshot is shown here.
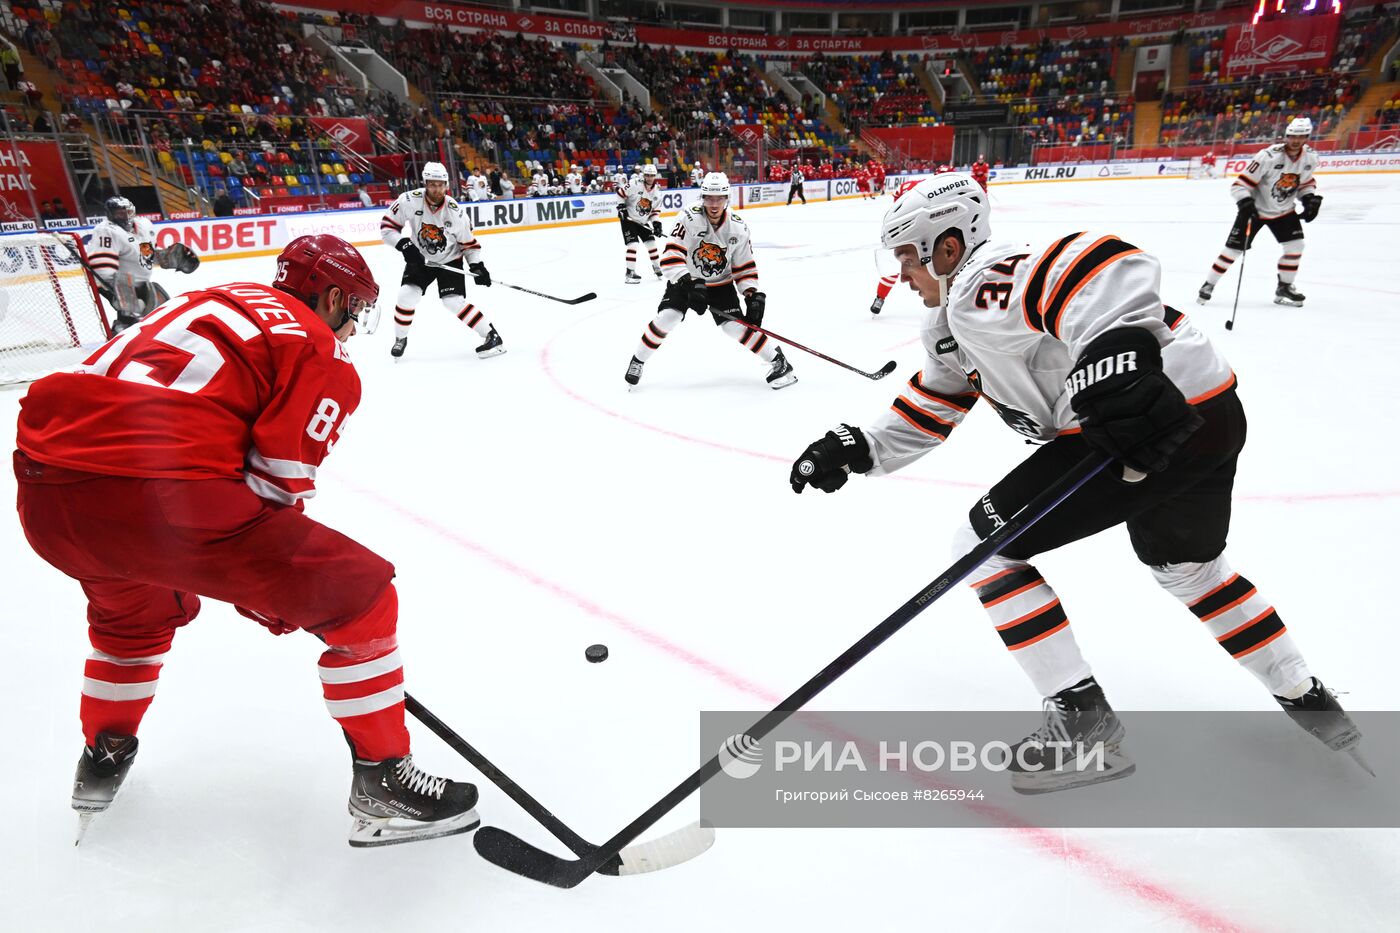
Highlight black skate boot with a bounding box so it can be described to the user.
[624,355,645,386]
[474,326,505,359]
[390,336,408,360]
[73,733,139,841]
[765,347,797,389]
[112,314,141,334]
[1196,282,1213,305]
[1006,676,1135,794]
[1275,677,1374,775]
[348,754,480,848]
[870,296,884,315]
[1274,278,1305,307]
[625,269,642,284]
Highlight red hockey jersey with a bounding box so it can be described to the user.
[16,282,360,508]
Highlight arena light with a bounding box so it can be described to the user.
[1253,0,1266,25]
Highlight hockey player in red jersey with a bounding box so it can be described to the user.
[790,174,1368,792]
[853,165,872,199]
[868,159,886,197]
[970,153,990,191]
[14,234,481,847]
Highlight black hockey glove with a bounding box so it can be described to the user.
[469,261,491,287]
[685,275,710,315]
[158,241,200,273]
[1235,198,1258,221]
[616,203,628,220]
[743,290,766,328]
[1299,194,1322,223]
[1067,328,1204,474]
[790,424,874,494]
[396,239,424,266]
[651,220,663,238]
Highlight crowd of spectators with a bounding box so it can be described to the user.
[800,51,939,135]
[1161,73,1362,145]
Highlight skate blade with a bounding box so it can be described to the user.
[74,811,97,846]
[768,374,798,390]
[475,347,507,360]
[1345,746,1377,778]
[348,808,481,848]
[1011,747,1136,796]
[1273,297,1304,307]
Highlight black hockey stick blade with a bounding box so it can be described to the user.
[405,692,714,878]
[474,821,716,885]
[474,454,1110,888]
[422,263,595,304]
[715,310,897,380]
[501,281,597,305]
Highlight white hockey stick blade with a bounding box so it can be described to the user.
[604,821,716,876]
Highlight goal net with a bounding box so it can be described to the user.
[0,231,111,386]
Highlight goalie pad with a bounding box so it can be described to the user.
[145,280,171,314]
[157,242,201,273]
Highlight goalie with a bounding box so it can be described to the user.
[85,197,201,331]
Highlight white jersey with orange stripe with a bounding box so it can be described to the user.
[659,204,760,293]
[863,233,1234,475]
[84,217,157,285]
[1231,143,1318,220]
[378,189,482,266]
[620,178,663,225]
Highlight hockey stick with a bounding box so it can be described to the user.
[309,632,715,875]
[474,453,1112,887]
[713,309,898,380]
[425,262,596,305]
[403,693,715,875]
[1225,219,1250,332]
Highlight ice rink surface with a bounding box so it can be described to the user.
[3,173,1399,932]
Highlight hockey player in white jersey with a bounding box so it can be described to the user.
[624,172,795,390]
[789,173,1365,792]
[617,163,664,284]
[85,196,200,331]
[379,162,504,361]
[690,161,705,187]
[469,176,492,202]
[566,166,583,194]
[1198,116,1321,308]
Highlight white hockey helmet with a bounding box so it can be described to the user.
[880,172,989,268]
[700,172,731,199]
[422,161,449,183]
[642,163,658,177]
[1285,116,1313,137]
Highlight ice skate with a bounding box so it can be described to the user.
[624,355,645,387]
[1275,677,1374,776]
[1005,677,1135,794]
[390,336,408,360]
[112,314,140,334]
[652,264,663,280]
[1196,282,1213,305]
[474,326,505,359]
[73,733,139,843]
[765,347,797,389]
[625,269,643,284]
[1274,279,1305,307]
[870,296,884,315]
[348,755,480,848]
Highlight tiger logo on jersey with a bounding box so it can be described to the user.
[418,223,448,254]
[1272,172,1300,203]
[693,241,728,277]
[138,242,155,270]
[638,197,653,214]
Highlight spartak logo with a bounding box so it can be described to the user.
[518,17,532,29]
[326,122,360,147]
[1252,34,1303,62]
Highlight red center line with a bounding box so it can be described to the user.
[341,480,1255,933]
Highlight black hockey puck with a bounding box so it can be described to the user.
[585,644,609,663]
